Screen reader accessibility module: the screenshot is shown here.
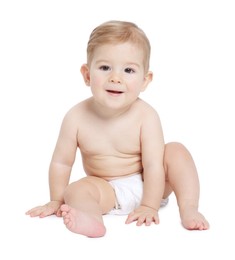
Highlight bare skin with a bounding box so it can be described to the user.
[26,41,209,237]
[58,142,209,236]
[163,142,209,230]
[61,205,106,237]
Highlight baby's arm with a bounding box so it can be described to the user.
[26,108,78,218]
[126,108,165,225]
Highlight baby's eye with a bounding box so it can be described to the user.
[124,68,135,74]
[99,65,110,71]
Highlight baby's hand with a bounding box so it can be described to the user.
[25,200,63,218]
[125,205,159,226]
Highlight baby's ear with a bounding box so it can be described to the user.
[80,64,90,86]
[141,71,153,92]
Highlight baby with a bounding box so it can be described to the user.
[26,20,209,237]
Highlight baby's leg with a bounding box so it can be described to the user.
[164,142,209,230]
[61,176,116,237]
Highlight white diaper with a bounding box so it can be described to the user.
[108,173,169,215]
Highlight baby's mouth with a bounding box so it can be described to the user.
[106,90,124,94]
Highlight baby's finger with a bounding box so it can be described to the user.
[153,214,160,224]
[137,213,158,226]
[26,206,46,217]
[125,212,139,224]
[39,207,56,218]
[145,215,154,226]
[25,206,41,217]
[56,208,62,217]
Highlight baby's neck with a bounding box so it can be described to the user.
[88,98,135,119]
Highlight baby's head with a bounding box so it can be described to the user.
[86,20,151,73]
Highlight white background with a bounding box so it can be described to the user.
[0,0,234,259]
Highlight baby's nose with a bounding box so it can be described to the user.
[109,72,121,84]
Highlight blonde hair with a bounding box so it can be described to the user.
[86,20,151,72]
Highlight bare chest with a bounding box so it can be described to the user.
[78,119,141,156]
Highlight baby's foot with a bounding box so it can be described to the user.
[60,204,106,237]
[180,208,209,230]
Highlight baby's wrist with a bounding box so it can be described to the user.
[140,203,158,211]
[50,200,64,204]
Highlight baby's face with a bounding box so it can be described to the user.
[87,42,152,110]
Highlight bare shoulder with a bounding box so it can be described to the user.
[135,99,163,139]
[137,99,164,146]
[63,98,90,119]
[134,98,161,120]
[60,98,91,131]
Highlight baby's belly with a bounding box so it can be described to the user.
[81,154,143,180]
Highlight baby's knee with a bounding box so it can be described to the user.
[165,142,185,155]
[164,142,190,163]
[63,178,87,200]
[64,176,107,201]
